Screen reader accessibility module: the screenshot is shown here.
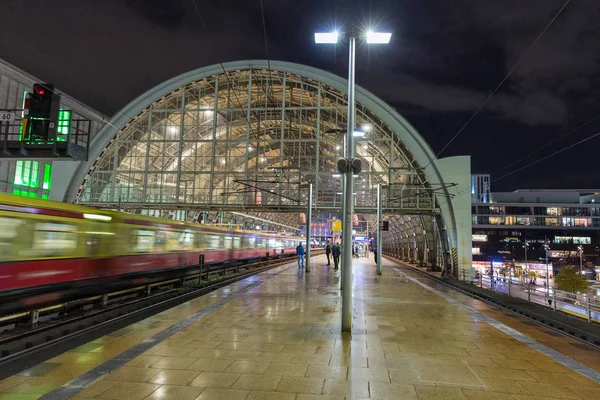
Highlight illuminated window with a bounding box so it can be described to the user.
[57,109,71,141]
[43,164,52,190]
[14,160,39,189]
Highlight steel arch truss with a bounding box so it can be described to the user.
[72,65,461,272]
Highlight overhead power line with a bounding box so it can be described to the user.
[493,113,600,176]
[493,128,600,183]
[435,0,571,158]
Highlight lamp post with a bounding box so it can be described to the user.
[544,239,550,296]
[315,28,391,333]
[578,245,583,274]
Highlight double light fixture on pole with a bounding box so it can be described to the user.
[314,26,391,333]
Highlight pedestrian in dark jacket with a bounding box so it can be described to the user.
[325,240,331,266]
[331,242,341,270]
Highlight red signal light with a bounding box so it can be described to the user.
[33,84,45,96]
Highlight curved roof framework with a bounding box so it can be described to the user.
[67,60,468,273]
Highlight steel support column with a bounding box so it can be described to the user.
[376,183,382,275]
[306,183,313,273]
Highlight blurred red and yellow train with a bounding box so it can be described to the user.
[0,193,300,305]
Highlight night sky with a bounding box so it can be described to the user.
[2,0,599,192]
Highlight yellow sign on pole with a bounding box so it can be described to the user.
[332,220,342,232]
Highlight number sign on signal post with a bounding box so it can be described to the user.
[0,111,17,121]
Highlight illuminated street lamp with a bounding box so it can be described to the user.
[315,27,391,333]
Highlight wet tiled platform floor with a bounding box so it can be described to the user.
[2,255,600,400]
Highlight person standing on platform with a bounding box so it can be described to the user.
[332,242,341,270]
[325,240,331,266]
[296,242,305,268]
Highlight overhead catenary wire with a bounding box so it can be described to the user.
[433,0,571,160]
[493,128,600,183]
[493,113,600,176]
[189,0,255,131]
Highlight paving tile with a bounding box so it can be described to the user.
[7,376,69,395]
[255,351,296,363]
[146,369,200,385]
[231,374,282,391]
[194,387,249,400]
[68,343,104,353]
[519,382,581,399]
[412,357,481,386]
[477,376,531,394]
[188,371,241,388]
[275,376,325,394]
[142,385,204,400]
[16,363,61,377]
[347,366,390,382]
[215,341,254,351]
[0,376,34,392]
[104,366,161,383]
[150,346,194,357]
[187,358,233,372]
[246,390,297,400]
[95,382,160,400]
[219,350,261,361]
[369,382,419,399]
[564,385,600,400]
[125,355,163,368]
[184,340,222,349]
[305,364,347,379]
[415,385,467,399]
[322,378,369,397]
[247,343,286,352]
[461,389,514,400]
[260,362,307,377]
[0,394,44,400]
[76,378,118,397]
[149,356,196,369]
[225,360,271,374]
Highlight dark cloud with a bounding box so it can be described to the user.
[125,0,187,29]
[1,0,599,190]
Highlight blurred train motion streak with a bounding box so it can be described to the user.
[0,194,300,313]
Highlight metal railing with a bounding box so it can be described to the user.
[476,275,600,323]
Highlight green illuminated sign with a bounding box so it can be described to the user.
[12,161,52,199]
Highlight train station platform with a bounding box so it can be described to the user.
[2,255,600,400]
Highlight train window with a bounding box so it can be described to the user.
[208,235,221,249]
[224,235,233,250]
[246,236,255,249]
[268,238,276,248]
[154,230,167,250]
[178,231,194,251]
[233,236,241,249]
[194,232,206,250]
[0,217,22,261]
[28,223,78,257]
[132,230,155,252]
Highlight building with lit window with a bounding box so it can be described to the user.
[0,57,107,200]
[471,174,600,279]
